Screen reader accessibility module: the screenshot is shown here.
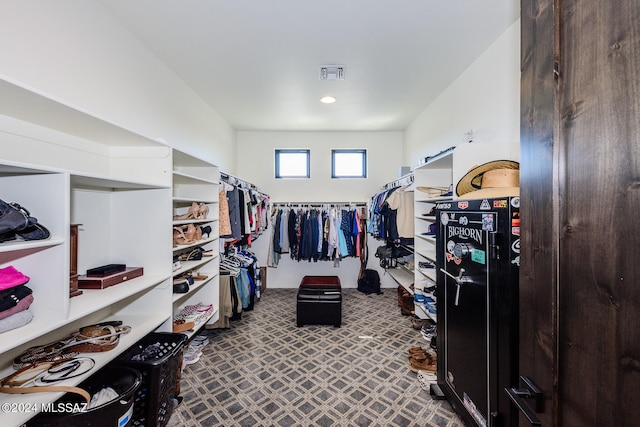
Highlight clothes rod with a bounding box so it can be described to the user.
[272,202,367,207]
[220,170,264,194]
[384,173,414,190]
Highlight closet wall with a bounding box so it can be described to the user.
[403,19,521,167]
[236,131,404,202]
[237,131,404,289]
[0,1,235,170]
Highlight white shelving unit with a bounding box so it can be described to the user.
[171,149,220,336]
[413,143,519,322]
[386,265,415,294]
[414,150,452,322]
[0,79,173,426]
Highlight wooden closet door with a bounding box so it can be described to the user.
[519,0,557,425]
[519,0,640,425]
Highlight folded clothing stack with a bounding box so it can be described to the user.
[0,266,34,333]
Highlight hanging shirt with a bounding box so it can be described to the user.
[219,188,232,237]
[386,185,415,238]
[227,186,242,241]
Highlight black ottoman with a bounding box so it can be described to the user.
[296,276,342,327]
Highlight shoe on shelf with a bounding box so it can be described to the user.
[172,257,182,272]
[173,319,195,333]
[184,223,198,241]
[175,303,214,325]
[173,202,199,221]
[197,203,209,220]
[173,227,195,247]
[200,225,212,238]
[192,271,208,281]
[175,302,210,320]
[418,261,435,269]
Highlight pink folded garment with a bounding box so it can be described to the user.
[0,265,30,291]
[0,293,34,321]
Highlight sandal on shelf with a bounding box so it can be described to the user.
[197,203,209,220]
[173,319,195,333]
[192,272,208,281]
[178,248,202,261]
[183,223,198,241]
[12,323,131,369]
[173,202,199,221]
[173,227,194,247]
[174,274,194,286]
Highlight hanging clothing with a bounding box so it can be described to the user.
[227,186,242,241]
[209,274,233,329]
[385,185,414,239]
[219,188,232,237]
[268,204,365,265]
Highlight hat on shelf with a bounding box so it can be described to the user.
[416,186,451,198]
[456,160,520,199]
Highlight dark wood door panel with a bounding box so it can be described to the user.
[558,1,640,425]
[519,0,557,425]
[520,0,640,425]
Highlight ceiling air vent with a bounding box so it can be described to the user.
[320,66,345,80]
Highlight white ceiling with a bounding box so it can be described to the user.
[101,0,519,132]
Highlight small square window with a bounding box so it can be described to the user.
[332,149,367,178]
[275,149,310,178]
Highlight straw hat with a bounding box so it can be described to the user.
[456,160,519,199]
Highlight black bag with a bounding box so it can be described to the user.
[375,245,392,259]
[357,269,382,295]
[0,199,50,242]
[375,244,396,269]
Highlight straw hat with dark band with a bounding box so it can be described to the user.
[456,160,520,199]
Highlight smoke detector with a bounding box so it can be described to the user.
[320,65,345,80]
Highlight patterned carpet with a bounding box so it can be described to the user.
[169,287,463,427]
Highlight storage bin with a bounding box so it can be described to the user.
[115,332,187,427]
[297,275,342,327]
[27,365,141,427]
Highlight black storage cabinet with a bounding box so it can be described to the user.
[435,197,520,427]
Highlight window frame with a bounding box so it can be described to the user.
[331,149,367,179]
[275,149,311,179]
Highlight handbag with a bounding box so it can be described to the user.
[0,199,50,242]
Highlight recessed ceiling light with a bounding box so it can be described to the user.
[320,96,336,104]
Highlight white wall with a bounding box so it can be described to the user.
[238,130,404,289]
[236,131,404,202]
[0,0,236,170]
[403,19,521,168]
